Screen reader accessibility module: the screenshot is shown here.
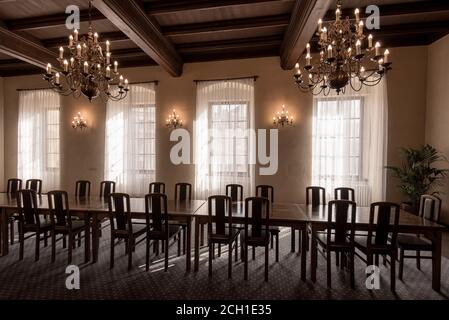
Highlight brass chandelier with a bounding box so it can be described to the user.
[43,0,129,102]
[294,0,392,95]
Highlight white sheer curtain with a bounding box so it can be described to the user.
[194,78,255,199]
[312,79,388,205]
[18,89,61,191]
[105,83,156,196]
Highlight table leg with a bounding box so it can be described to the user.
[311,225,318,282]
[91,215,100,263]
[301,224,307,281]
[1,208,9,256]
[432,231,442,292]
[186,216,192,272]
[194,217,200,272]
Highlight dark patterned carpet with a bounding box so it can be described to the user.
[0,227,448,300]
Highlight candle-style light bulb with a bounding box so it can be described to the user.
[106,40,110,53]
[368,34,373,48]
[384,49,390,63]
[106,66,111,78]
[63,59,68,72]
[356,40,361,55]
[55,72,60,84]
[317,19,322,33]
[69,35,73,46]
[327,45,333,58]
[94,32,98,43]
[375,42,381,56]
[114,61,118,73]
[355,8,360,23]
[76,44,81,57]
[59,46,64,59]
[106,52,111,65]
[46,63,52,74]
[358,21,364,36]
[83,61,88,73]
[306,43,311,55]
[74,29,78,42]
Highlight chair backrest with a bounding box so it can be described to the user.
[226,184,243,202]
[367,202,400,247]
[25,179,43,194]
[48,190,71,227]
[208,195,232,236]
[245,197,270,238]
[16,189,40,226]
[149,182,166,194]
[419,194,442,222]
[75,180,91,197]
[334,187,355,201]
[306,186,326,206]
[108,193,131,233]
[256,185,274,203]
[327,200,356,244]
[174,183,192,201]
[145,193,169,233]
[7,178,22,194]
[100,181,116,198]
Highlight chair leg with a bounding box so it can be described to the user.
[35,231,40,261]
[78,233,82,248]
[110,237,115,269]
[218,244,221,257]
[19,227,24,260]
[390,253,396,292]
[51,230,56,263]
[10,220,14,244]
[208,241,213,277]
[375,254,379,267]
[84,229,90,263]
[212,243,215,260]
[68,233,73,264]
[127,238,133,270]
[398,248,404,280]
[252,246,255,260]
[145,237,150,272]
[200,224,205,246]
[182,227,186,255]
[164,239,169,272]
[244,244,248,280]
[275,233,279,262]
[270,233,274,249]
[298,230,301,255]
[44,231,48,247]
[177,232,181,257]
[63,235,67,249]
[416,250,421,270]
[326,250,331,288]
[336,252,340,267]
[350,251,355,289]
[265,244,269,282]
[228,242,232,279]
[290,228,295,252]
[235,237,239,262]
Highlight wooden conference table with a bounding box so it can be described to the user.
[301,204,446,292]
[0,193,205,271]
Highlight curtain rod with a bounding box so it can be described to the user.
[193,76,258,83]
[16,81,159,91]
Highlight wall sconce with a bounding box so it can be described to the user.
[273,104,294,128]
[72,112,88,130]
[166,109,183,129]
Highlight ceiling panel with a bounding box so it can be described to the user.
[0,0,88,20]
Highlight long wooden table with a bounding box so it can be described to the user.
[0,193,205,271]
[300,204,446,292]
[193,202,309,281]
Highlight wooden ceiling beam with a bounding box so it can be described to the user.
[93,0,183,77]
[280,0,332,70]
[0,25,58,70]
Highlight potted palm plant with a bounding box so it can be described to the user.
[386,144,448,214]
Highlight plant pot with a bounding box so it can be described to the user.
[401,202,419,215]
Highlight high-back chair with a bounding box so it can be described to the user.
[25,179,42,194]
[256,184,279,261]
[306,186,326,206]
[226,184,243,202]
[48,190,90,264]
[354,202,400,291]
[174,183,192,201]
[149,182,166,194]
[145,193,182,272]
[75,180,91,197]
[100,181,116,198]
[398,194,442,281]
[334,187,355,201]
[314,200,357,288]
[16,189,52,261]
[207,195,240,279]
[6,178,22,245]
[108,193,146,270]
[244,196,271,281]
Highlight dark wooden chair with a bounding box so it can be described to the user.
[100,180,116,198]
[16,189,52,261]
[48,190,90,264]
[334,187,355,201]
[173,183,191,254]
[244,196,271,281]
[75,180,91,197]
[354,202,400,291]
[398,194,442,281]
[256,185,279,262]
[315,200,356,288]
[108,193,146,270]
[145,193,182,272]
[149,182,166,194]
[7,178,22,245]
[26,179,42,194]
[226,184,243,202]
[207,195,240,279]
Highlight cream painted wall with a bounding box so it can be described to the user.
[425,34,449,225]
[1,50,428,203]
